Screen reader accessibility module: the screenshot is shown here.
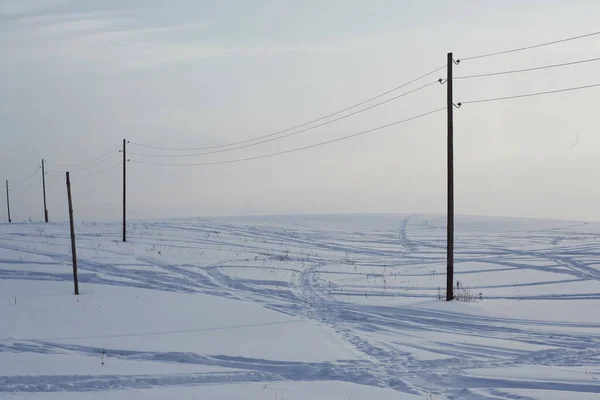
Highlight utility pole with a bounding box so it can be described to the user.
[446,52,455,301]
[66,172,79,295]
[5,180,11,223]
[122,138,127,242]
[42,159,48,222]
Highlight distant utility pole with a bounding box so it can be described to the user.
[66,172,79,295]
[121,138,129,242]
[5,180,11,223]
[446,52,455,301]
[42,159,49,222]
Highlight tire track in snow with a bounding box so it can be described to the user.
[0,340,384,392]
[0,371,277,392]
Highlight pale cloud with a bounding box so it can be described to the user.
[35,15,124,36]
[1,7,323,72]
[1,10,118,25]
[0,0,71,16]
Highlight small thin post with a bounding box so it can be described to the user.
[446,52,455,301]
[5,180,11,223]
[66,172,79,295]
[42,159,48,222]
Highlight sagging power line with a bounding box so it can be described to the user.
[459,30,600,61]
[129,80,442,159]
[77,162,122,178]
[458,82,600,105]
[46,147,120,167]
[129,108,445,167]
[129,65,447,152]
[11,166,40,186]
[455,56,600,80]
[47,152,118,176]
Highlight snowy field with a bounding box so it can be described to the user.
[1,214,600,399]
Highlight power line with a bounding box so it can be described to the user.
[129,64,447,152]
[46,147,119,167]
[77,162,122,178]
[70,152,118,172]
[11,166,40,186]
[460,30,600,61]
[13,180,39,193]
[129,107,445,167]
[459,82,600,105]
[128,80,441,159]
[49,152,118,174]
[455,56,600,80]
[45,171,65,176]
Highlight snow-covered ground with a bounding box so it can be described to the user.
[1,214,599,399]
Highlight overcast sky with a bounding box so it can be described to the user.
[1,0,599,222]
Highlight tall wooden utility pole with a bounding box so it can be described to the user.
[5,180,11,223]
[122,138,127,242]
[42,159,48,222]
[66,172,79,295]
[446,52,455,301]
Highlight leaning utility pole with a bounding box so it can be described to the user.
[446,52,455,301]
[66,172,79,295]
[122,138,127,242]
[5,180,11,223]
[42,159,49,222]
